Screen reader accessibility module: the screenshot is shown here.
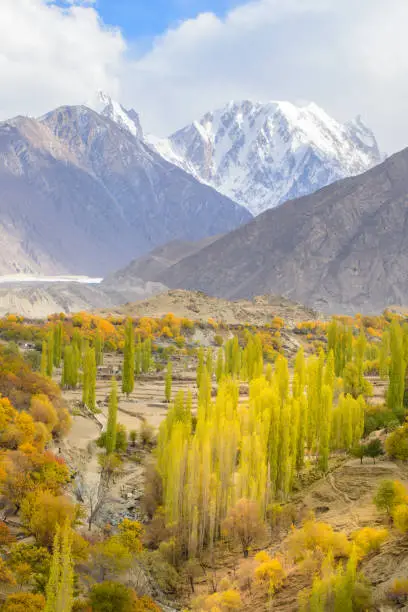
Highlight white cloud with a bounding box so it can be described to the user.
[0,0,407,153]
[123,0,408,152]
[0,0,124,120]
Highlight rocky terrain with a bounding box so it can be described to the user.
[158,147,408,313]
[96,289,321,326]
[0,279,166,318]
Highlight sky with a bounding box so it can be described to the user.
[0,0,407,152]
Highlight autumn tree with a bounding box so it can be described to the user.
[385,422,408,461]
[222,499,266,557]
[22,490,79,547]
[374,480,408,517]
[90,537,132,582]
[3,593,46,612]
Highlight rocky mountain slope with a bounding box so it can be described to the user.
[102,236,221,286]
[148,100,382,215]
[159,147,408,313]
[0,105,250,276]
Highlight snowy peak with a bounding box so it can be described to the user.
[147,99,383,215]
[90,91,144,140]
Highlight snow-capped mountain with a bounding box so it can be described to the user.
[91,91,144,139]
[146,100,382,215]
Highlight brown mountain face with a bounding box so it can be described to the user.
[0,106,251,276]
[160,148,408,313]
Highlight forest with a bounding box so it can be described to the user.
[0,309,406,610]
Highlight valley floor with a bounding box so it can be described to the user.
[56,353,408,611]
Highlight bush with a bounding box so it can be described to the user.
[373,480,408,516]
[24,350,42,372]
[89,581,135,612]
[2,593,46,612]
[392,504,408,533]
[364,407,400,436]
[385,423,408,460]
[139,421,155,447]
[351,527,388,556]
[142,550,180,595]
[214,335,224,347]
[387,578,408,604]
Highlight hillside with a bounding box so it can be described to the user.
[0,106,250,276]
[102,236,221,286]
[160,147,408,313]
[96,289,321,326]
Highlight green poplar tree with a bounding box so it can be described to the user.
[122,319,135,396]
[62,345,79,389]
[206,348,213,376]
[216,348,224,383]
[379,330,390,380]
[47,329,54,378]
[318,385,332,473]
[387,321,406,416]
[142,338,152,373]
[41,340,48,377]
[105,378,118,454]
[165,360,172,403]
[196,348,205,388]
[53,321,63,368]
[94,330,104,366]
[135,337,142,376]
[82,347,96,411]
[45,521,73,612]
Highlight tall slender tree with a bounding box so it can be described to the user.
[122,319,135,396]
[94,330,104,366]
[45,521,73,612]
[165,360,173,403]
[53,322,63,368]
[47,330,54,378]
[105,378,118,454]
[62,345,78,389]
[388,321,406,416]
[41,340,48,377]
[82,347,96,411]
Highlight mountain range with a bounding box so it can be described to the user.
[2,91,406,314]
[143,147,408,313]
[0,102,250,276]
[147,100,382,215]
